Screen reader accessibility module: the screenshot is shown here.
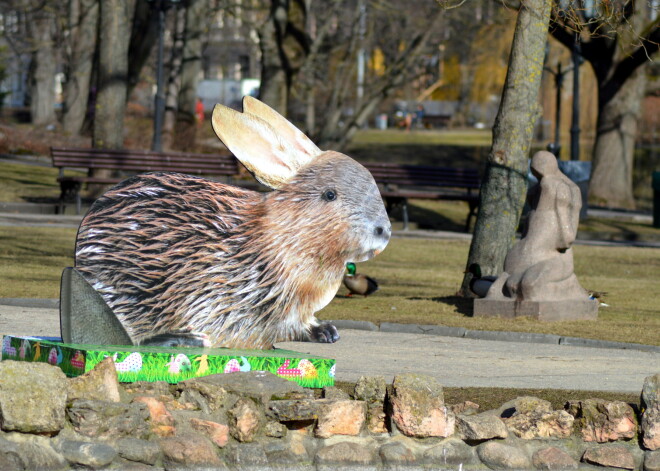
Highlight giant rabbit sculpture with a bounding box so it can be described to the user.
[74,97,391,349]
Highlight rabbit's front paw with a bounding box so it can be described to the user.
[140,331,212,348]
[310,323,340,343]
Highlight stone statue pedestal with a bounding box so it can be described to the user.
[473,298,599,321]
[471,151,599,322]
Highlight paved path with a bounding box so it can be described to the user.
[1,304,656,393]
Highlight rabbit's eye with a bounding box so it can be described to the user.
[322,189,337,201]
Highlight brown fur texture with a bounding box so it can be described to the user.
[75,152,390,348]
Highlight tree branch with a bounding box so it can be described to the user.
[603,19,660,99]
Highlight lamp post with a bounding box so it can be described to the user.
[570,34,583,161]
[543,35,584,160]
[148,0,181,152]
[544,61,571,158]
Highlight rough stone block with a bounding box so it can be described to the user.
[0,361,67,434]
[59,440,117,468]
[532,446,578,470]
[389,373,455,438]
[456,413,508,441]
[228,398,262,443]
[566,399,637,442]
[267,399,319,421]
[132,396,174,426]
[477,441,532,469]
[160,433,225,469]
[424,438,479,467]
[314,441,376,466]
[642,374,660,450]
[115,438,161,466]
[224,442,268,469]
[314,400,366,438]
[582,445,635,470]
[68,357,121,403]
[67,399,151,439]
[645,450,660,471]
[354,375,387,403]
[473,298,598,321]
[505,409,574,439]
[379,441,416,466]
[189,371,310,404]
[2,434,68,471]
[190,418,230,447]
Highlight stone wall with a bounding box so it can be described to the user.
[0,359,658,470]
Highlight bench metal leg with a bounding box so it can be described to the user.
[465,201,478,232]
[402,201,409,230]
[76,192,82,215]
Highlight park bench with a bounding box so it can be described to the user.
[363,162,481,232]
[421,114,452,129]
[50,147,241,214]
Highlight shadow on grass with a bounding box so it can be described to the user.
[407,295,473,317]
[388,204,466,232]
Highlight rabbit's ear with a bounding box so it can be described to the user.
[212,97,321,189]
[242,96,322,159]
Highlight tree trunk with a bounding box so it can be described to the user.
[62,0,99,135]
[258,0,291,115]
[28,6,57,126]
[588,66,646,210]
[460,0,552,296]
[91,0,133,196]
[161,5,186,151]
[127,0,159,97]
[174,0,208,150]
[93,0,133,149]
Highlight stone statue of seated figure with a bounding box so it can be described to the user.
[485,151,589,302]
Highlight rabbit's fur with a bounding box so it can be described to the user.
[74,97,391,349]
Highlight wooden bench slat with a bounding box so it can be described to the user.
[51,146,245,215]
[361,161,481,232]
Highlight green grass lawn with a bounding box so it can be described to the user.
[0,224,658,346]
[321,237,660,347]
[0,160,71,203]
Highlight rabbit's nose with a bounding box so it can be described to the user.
[375,225,391,238]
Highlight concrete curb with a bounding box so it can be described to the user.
[330,319,660,354]
[0,298,59,309]
[0,299,657,354]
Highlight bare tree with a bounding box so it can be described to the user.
[174,0,213,149]
[162,4,186,151]
[297,0,445,149]
[460,0,553,295]
[62,0,99,135]
[127,0,159,97]
[550,2,660,209]
[1,1,63,126]
[257,0,308,116]
[89,0,134,196]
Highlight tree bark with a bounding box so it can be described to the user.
[161,5,186,151]
[91,0,133,196]
[258,0,291,115]
[28,5,57,126]
[460,0,552,296]
[93,0,133,149]
[589,67,646,209]
[127,0,159,98]
[174,0,208,150]
[62,0,99,135]
[549,3,660,209]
